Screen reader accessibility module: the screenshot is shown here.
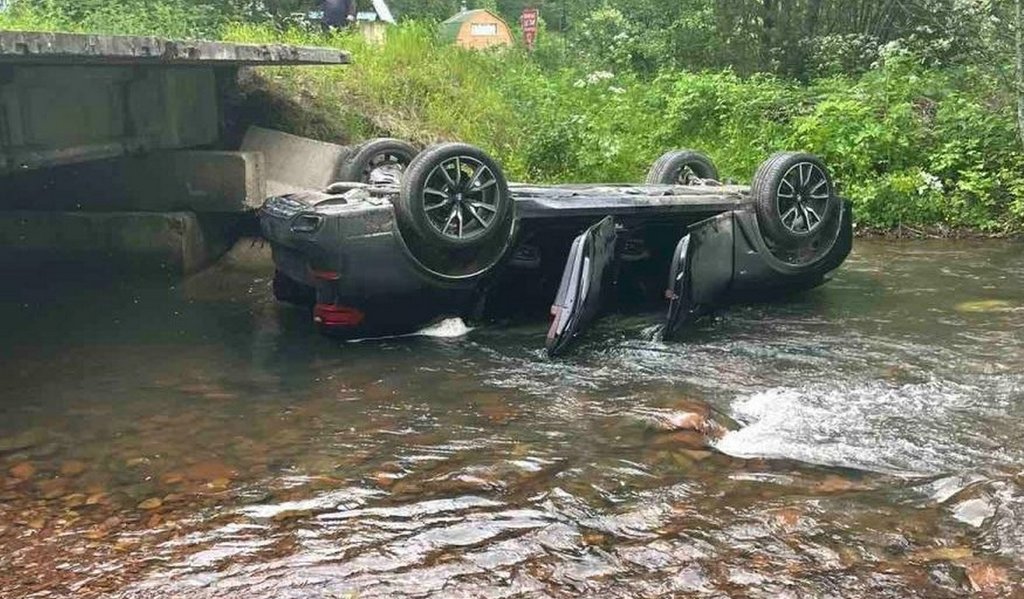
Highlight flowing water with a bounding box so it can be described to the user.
[1,239,1023,598]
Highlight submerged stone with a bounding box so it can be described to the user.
[59,461,87,477]
[951,497,995,528]
[965,561,1010,593]
[955,300,1015,313]
[8,462,35,480]
[137,497,163,510]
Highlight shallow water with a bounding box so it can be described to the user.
[1,239,1023,598]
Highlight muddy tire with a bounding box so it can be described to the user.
[272,271,315,306]
[337,138,418,183]
[645,150,719,185]
[751,152,840,248]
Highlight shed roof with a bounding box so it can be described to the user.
[439,9,508,42]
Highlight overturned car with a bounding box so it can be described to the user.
[259,142,852,356]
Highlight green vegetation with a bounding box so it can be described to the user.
[3,0,1024,233]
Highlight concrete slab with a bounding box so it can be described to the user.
[0,210,233,274]
[240,126,350,194]
[0,32,348,174]
[1,65,222,173]
[0,30,349,66]
[0,151,266,212]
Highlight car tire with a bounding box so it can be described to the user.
[397,143,514,251]
[751,152,840,248]
[645,150,719,185]
[337,138,418,183]
[272,271,315,306]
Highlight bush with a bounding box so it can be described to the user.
[238,25,1024,231]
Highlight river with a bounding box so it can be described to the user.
[1,239,1022,598]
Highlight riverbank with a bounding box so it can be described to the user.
[233,62,1024,239]
[856,226,1023,240]
[2,5,1022,235]
[222,23,1024,236]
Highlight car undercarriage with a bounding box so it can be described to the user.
[259,141,853,356]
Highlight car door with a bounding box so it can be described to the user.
[664,212,737,339]
[545,216,618,357]
[664,234,694,340]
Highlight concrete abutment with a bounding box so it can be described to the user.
[0,30,349,276]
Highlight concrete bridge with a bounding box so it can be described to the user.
[0,30,352,275]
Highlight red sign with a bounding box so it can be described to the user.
[520,8,539,50]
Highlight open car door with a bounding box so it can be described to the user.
[664,212,737,339]
[545,216,618,357]
[664,234,694,340]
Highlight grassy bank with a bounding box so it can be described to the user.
[226,24,1024,234]
[3,3,1023,233]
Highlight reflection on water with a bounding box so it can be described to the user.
[1,239,1023,597]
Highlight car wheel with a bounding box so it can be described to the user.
[751,152,840,249]
[398,143,514,250]
[337,138,418,183]
[645,150,719,185]
[394,143,516,280]
[272,271,315,306]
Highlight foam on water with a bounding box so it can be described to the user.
[417,317,473,338]
[715,378,1017,476]
[347,318,473,343]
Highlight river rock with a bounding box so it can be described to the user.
[911,546,973,562]
[161,473,185,485]
[85,517,122,540]
[965,561,1010,593]
[8,462,35,479]
[651,431,709,450]
[62,494,87,508]
[656,411,727,440]
[37,479,67,499]
[271,509,313,522]
[207,478,231,490]
[180,460,237,482]
[137,497,163,510]
[955,300,1014,314]
[951,497,995,528]
[664,412,706,431]
[373,472,398,488]
[813,475,869,494]
[59,461,87,477]
[770,508,803,531]
[0,429,46,454]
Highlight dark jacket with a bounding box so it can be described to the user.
[322,0,356,27]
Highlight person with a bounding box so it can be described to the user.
[321,0,356,30]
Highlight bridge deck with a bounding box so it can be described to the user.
[0,31,347,174]
[0,30,348,65]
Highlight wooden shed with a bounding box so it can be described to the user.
[440,9,514,50]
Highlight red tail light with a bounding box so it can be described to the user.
[313,304,365,327]
[310,269,341,281]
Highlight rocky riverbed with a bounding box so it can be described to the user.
[1,239,1022,598]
